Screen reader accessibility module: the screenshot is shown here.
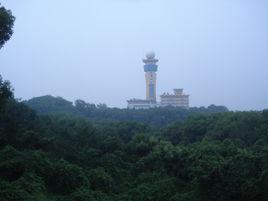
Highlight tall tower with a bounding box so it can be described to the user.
[143,52,158,102]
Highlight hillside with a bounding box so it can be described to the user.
[1,78,268,201]
[24,95,229,127]
[2,1,268,200]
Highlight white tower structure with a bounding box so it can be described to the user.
[127,52,190,109]
[143,52,158,102]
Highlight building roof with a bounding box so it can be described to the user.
[127,99,155,103]
[160,94,189,98]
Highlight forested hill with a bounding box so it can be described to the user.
[2,3,268,201]
[1,77,268,201]
[24,95,229,127]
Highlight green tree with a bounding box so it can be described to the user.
[0,4,15,49]
[0,4,15,109]
[0,76,13,111]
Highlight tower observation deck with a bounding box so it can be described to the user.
[143,52,158,102]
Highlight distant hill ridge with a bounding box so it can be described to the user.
[24,95,229,127]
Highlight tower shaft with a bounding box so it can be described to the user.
[143,52,158,102]
[145,72,157,101]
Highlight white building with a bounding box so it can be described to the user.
[160,89,189,109]
[127,99,157,109]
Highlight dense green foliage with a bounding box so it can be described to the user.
[0,4,15,49]
[1,77,268,201]
[0,75,13,111]
[2,4,268,201]
[24,95,228,127]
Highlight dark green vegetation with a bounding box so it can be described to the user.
[1,5,268,201]
[0,4,15,49]
[1,77,268,201]
[24,95,228,127]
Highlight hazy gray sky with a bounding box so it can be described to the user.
[1,0,268,110]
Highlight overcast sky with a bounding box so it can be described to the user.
[1,0,268,110]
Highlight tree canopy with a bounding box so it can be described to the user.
[1,77,268,201]
[0,4,15,49]
[24,95,228,127]
[1,5,268,201]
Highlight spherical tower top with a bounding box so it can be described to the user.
[146,52,155,59]
[143,51,158,72]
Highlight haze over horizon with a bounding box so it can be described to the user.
[1,0,268,110]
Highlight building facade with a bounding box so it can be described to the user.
[127,99,157,109]
[127,52,189,109]
[160,89,189,109]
